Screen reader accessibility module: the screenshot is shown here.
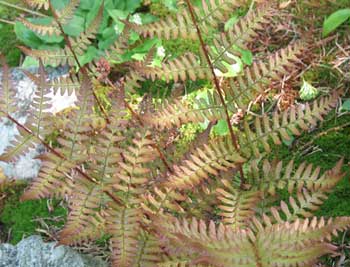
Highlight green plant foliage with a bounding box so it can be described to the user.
[323,8,350,37]
[0,183,66,244]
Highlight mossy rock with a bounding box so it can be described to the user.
[0,182,67,244]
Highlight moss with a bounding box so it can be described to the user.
[0,183,67,244]
[271,112,350,217]
[0,24,21,66]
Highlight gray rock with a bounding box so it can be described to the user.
[0,66,76,181]
[0,235,107,267]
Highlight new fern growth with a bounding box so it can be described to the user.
[0,1,349,266]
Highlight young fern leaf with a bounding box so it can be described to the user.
[19,46,75,66]
[130,0,253,40]
[162,136,246,190]
[239,90,341,158]
[133,231,163,267]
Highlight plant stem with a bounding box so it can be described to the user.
[0,18,14,25]
[48,0,110,124]
[184,0,246,185]
[0,1,47,17]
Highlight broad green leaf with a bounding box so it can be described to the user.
[62,15,85,37]
[213,119,229,136]
[323,9,350,37]
[14,22,43,48]
[21,56,39,68]
[300,79,319,101]
[340,99,350,112]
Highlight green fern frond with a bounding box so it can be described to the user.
[131,0,253,40]
[240,90,341,158]
[133,231,163,267]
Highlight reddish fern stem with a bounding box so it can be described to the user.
[48,1,110,124]
[184,0,246,184]
[104,78,173,173]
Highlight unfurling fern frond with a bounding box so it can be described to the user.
[163,137,246,190]
[240,90,341,158]
[130,0,253,40]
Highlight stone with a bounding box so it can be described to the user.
[0,235,107,267]
[0,66,76,181]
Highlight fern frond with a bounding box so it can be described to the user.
[131,0,252,40]
[59,211,106,245]
[210,2,275,67]
[143,91,235,130]
[240,90,341,158]
[141,53,211,83]
[225,42,306,109]
[268,189,329,223]
[0,62,52,161]
[24,0,49,10]
[18,18,60,36]
[112,131,156,202]
[107,206,142,267]
[19,46,75,66]
[252,216,350,266]
[58,178,104,244]
[49,74,80,96]
[21,74,95,199]
[134,231,163,267]
[216,179,261,229]
[249,158,344,196]
[0,54,16,115]
[56,0,80,25]
[163,137,246,190]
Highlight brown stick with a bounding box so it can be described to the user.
[184,0,246,184]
